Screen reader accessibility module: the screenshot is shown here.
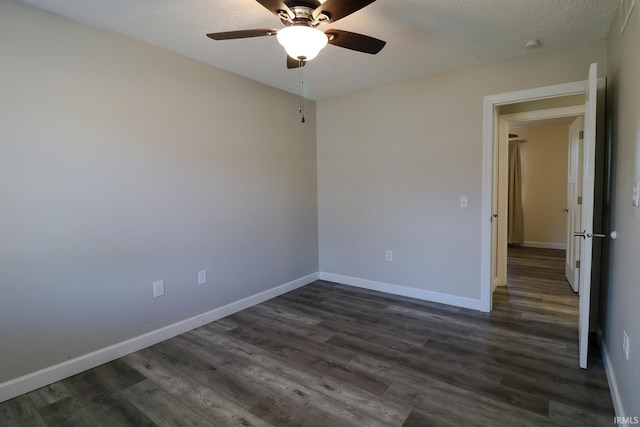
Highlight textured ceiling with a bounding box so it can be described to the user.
[18,0,618,100]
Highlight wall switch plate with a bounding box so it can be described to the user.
[633,181,640,208]
[153,280,165,298]
[460,196,468,208]
[385,250,393,261]
[623,329,630,360]
[198,270,207,285]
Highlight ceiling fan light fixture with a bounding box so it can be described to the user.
[277,25,328,61]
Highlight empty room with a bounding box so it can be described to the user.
[1,0,638,425]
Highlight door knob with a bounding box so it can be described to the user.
[562,208,569,212]
[574,231,607,239]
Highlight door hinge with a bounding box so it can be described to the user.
[577,196,583,205]
[579,131,584,139]
[576,260,581,269]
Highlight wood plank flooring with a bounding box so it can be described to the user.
[0,247,614,426]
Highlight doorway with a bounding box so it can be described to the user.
[508,119,576,255]
[505,113,585,287]
[492,105,585,292]
[481,63,603,369]
[480,80,589,313]
[501,117,583,342]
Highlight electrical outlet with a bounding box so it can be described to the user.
[460,196,468,208]
[623,329,630,360]
[385,250,393,261]
[153,280,165,298]
[198,270,207,285]
[633,181,640,208]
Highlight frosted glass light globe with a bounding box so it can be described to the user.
[277,26,328,61]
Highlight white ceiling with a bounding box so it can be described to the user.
[18,0,618,100]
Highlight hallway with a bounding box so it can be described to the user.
[491,246,612,422]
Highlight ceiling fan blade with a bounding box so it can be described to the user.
[325,29,386,54]
[313,0,377,22]
[255,0,293,17]
[207,29,278,40]
[287,56,307,69]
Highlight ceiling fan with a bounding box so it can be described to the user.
[207,0,386,69]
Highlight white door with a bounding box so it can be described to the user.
[565,116,584,292]
[577,63,598,369]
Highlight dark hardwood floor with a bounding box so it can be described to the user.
[0,247,614,426]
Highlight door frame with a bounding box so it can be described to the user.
[480,81,588,312]
[493,106,586,290]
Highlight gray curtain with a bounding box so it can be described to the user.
[508,142,524,245]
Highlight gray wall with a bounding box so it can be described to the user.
[0,0,318,383]
[602,1,640,414]
[317,42,606,300]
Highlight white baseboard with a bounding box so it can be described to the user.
[522,241,567,250]
[0,272,319,404]
[319,272,482,311]
[597,327,627,421]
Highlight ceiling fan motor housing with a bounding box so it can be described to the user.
[278,6,329,27]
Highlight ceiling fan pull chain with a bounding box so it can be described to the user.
[298,62,305,123]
